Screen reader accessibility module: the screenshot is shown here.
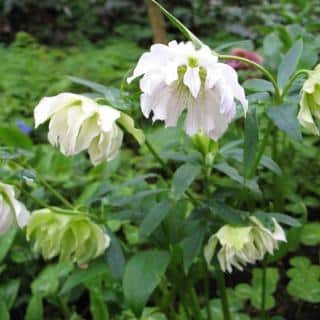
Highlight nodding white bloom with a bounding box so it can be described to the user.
[128,41,248,141]
[0,182,30,235]
[204,217,286,273]
[298,65,320,135]
[34,93,123,166]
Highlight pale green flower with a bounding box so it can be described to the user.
[204,217,286,273]
[0,182,30,235]
[298,65,320,135]
[27,209,110,264]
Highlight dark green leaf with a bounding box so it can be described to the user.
[267,103,302,141]
[269,213,301,227]
[25,295,43,320]
[0,229,17,263]
[123,250,170,316]
[207,200,249,224]
[105,230,125,279]
[139,201,172,239]
[243,79,274,93]
[90,287,109,320]
[277,39,303,89]
[171,163,201,198]
[0,126,33,149]
[60,263,108,295]
[300,223,320,246]
[244,108,258,177]
[180,222,205,274]
[0,301,9,320]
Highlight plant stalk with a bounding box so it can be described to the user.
[214,262,231,320]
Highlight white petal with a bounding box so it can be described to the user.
[216,63,248,113]
[183,67,201,98]
[96,105,121,132]
[140,72,165,95]
[34,93,81,128]
[185,98,201,135]
[48,109,69,153]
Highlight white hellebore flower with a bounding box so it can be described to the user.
[0,182,30,235]
[128,41,248,140]
[204,217,286,273]
[34,93,123,166]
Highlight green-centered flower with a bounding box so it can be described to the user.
[26,209,110,264]
[204,217,286,273]
[298,65,320,135]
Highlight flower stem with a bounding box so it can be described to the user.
[36,174,74,210]
[248,120,273,178]
[219,54,281,100]
[214,261,231,320]
[281,69,309,99]
[190,286,204,320]
[145,138,199,205]
[260,259,267,320]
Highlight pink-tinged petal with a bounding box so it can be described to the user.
[184,67,201,98]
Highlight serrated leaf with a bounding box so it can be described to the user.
[123,250,170,316]
[277,39,303,89]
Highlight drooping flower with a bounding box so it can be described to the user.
[128,41,248,141]
[204,216,286,273]
[297,65,320,135]
[26,208,110,264]
[34,93,123,165]
[0,182,30,235]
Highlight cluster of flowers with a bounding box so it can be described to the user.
[1,39,320,271]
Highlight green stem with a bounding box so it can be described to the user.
[281,69,309,99]
[145,139,199,205]
[190,286,204,320]
[36,174,74,209]
[260,259,267,320]
[248,121,273,178]
[204,262,213,320]
[219,54,281,100]
[214,262,231,320]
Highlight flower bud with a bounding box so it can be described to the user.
[26,209,110,264]
[34,93,123,165]
[298,65,320,135]
[204,216,286,273]
[0,182,30,235]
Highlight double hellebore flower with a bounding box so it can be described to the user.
[204,216,286,273]
[298,64,320,135]
[128,41,248,141]
[0,182,30,235]
[34,93,123,166]
[27,209,110,264]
